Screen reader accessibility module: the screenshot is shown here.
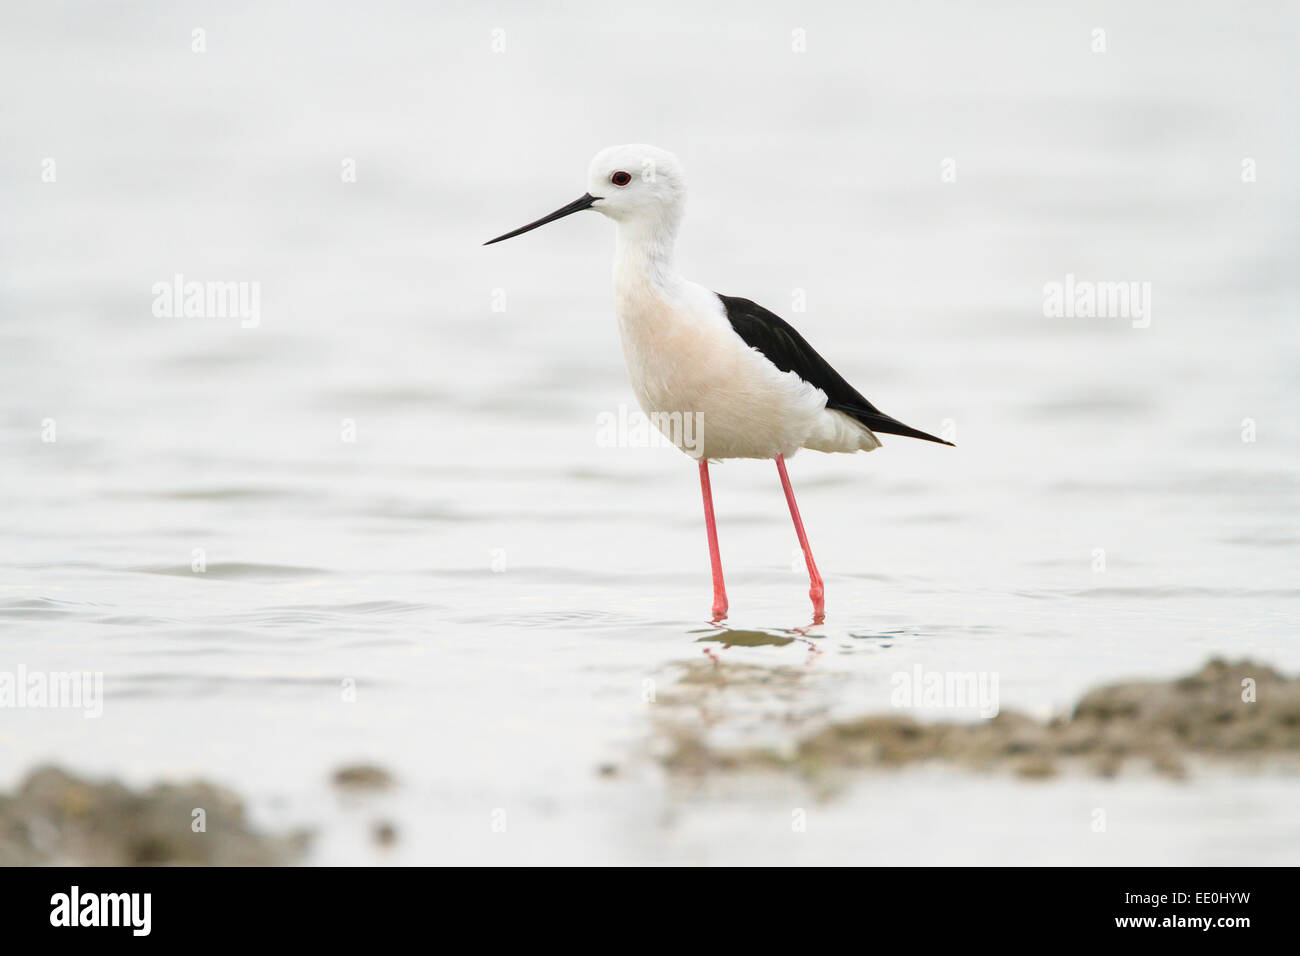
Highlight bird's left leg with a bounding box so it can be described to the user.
[774,454,825,623]
[698,458,728,622]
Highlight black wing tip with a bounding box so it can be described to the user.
[919,429,956,447]
[904,434,956,447]
[853,412,955,447]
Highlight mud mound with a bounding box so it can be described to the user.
[660,658,1299,782]
[0,766,309,866]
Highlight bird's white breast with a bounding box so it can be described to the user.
[613,275,835,460]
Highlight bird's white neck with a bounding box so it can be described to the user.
[612,212,683,299]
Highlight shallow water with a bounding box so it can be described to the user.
[2,1,1298,864]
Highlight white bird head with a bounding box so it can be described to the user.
[484,143,686,246]
[585,144,685,223]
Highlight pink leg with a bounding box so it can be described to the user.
[775,454,825,623]
[698,459,728,622]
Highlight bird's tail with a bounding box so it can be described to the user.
[845,408,955,447]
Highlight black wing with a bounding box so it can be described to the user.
[717,294,954,446]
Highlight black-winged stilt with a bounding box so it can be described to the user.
[486,144,952,624]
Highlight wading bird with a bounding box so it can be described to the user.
[486,145,951,623]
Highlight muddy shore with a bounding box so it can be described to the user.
[0,766,312,866]
[658,658,1300,785]
[4,658,1294,863]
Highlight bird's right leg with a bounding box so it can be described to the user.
[775,454,825,624]
[697,458,728,622]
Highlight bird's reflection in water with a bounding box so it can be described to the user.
[689,621,824,665]
[687,621,922,662]
[657,627,827,749]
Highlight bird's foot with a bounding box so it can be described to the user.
[809,586,825,625]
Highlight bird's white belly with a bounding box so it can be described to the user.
[615,284,835,460]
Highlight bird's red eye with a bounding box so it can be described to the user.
[611,171,632,186]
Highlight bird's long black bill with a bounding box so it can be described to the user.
[483,193,599,245]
